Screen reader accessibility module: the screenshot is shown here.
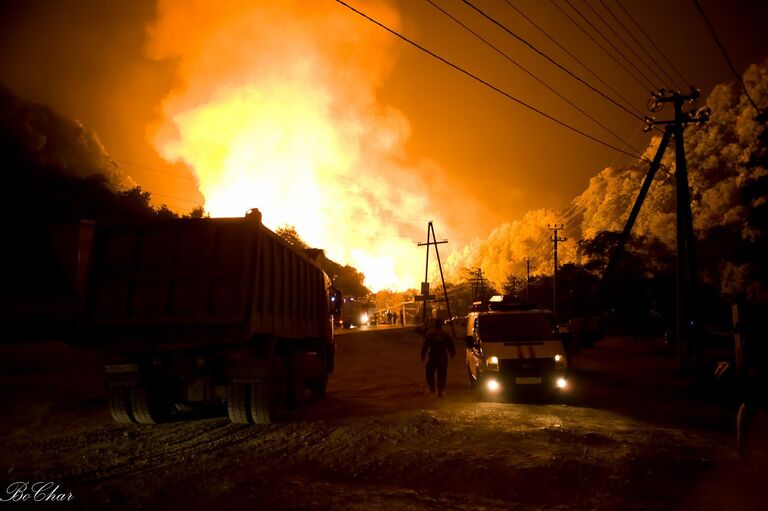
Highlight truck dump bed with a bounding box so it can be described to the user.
[80,213,329,348]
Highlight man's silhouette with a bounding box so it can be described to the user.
[420,319,456,397]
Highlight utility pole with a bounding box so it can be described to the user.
[472,268,487,302]
[525,258,531,301]
[548,224,567,322]
[644,87,709,372]
[417,222,454,337]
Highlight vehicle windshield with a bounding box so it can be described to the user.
[477,313,555,342]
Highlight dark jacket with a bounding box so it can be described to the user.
[421,328,456,363]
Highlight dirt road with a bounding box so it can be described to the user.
[0,328,764,510]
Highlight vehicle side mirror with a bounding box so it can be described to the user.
[465,336,474,349]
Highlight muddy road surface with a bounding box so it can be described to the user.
[1,328,764,510]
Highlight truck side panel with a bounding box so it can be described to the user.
[248,232,326,340]
[83,217,328,347]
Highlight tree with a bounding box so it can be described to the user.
[275,225,309,249]
[274,225,370,298]
[502,273,523,299]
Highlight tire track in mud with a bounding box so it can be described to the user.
[46,419,267,486]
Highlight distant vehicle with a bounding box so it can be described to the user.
[466,308,569,398]
[330,288,343,328]
[341,297,375,328]
[78,209,337,425]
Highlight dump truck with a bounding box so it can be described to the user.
[77,209,340,425]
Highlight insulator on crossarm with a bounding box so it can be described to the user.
[643,116,656,132]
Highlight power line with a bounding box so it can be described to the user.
[461,0,649,123]
[598,0,682,90]
[335,0,647,160]
[503,0,645,118]
[116,185,204,207]
[529,230,552,256]
[692,0,763,115]
[556,0,655,92]
[426,0,641,151]
[79,147,199,183]
[558,202,581,220]
[615,0,690,87]
[581,0,671,89]
[109,156,198,182]
[560,205,586,225]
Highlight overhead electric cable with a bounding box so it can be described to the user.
[335,0,647,160]
[503,0,644,118]
[615,1,690,87]
[560,205,586,225]
[556,0,655,92]
[459,0,648,123]
[692,0,763,115]
[107,156,198,182]
[116,185,203,207]
[582,0,671,89]
[425,0,641,151]
[598,0,681,90]
[558,202,581,220]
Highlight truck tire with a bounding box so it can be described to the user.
[286,350,305,410]
[130,385,166,425]
[227,383,251,424]
[250,356,287,425]
[109,387,134,424]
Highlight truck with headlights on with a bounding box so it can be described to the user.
[466,307,569,398]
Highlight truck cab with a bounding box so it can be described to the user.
[466,308,569,397]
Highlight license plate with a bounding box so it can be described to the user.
[515,376,542,385]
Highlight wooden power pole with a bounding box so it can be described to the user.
[548,224,567,323]
[525,258,531,301]
[608,87,709,372]
[417,222,455,337]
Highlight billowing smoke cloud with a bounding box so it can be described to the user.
[145,0,454,291]
[0,84,133,190]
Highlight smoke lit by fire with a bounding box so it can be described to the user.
[147,0,438,292]
[145,0,768,295]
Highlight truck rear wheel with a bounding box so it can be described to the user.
[129,385,167,425]
[227,383,251,424]
[227,356,287,425]
[251,356,286,424]
[109,387,134,424]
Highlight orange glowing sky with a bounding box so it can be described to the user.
[1,0,767,290]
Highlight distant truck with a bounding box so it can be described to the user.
[341,297,375,328]
[466,300,569,397]
[77,209,341,425]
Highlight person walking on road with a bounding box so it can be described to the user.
[420,319,455,397]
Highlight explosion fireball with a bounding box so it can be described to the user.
[147,0,436,292]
